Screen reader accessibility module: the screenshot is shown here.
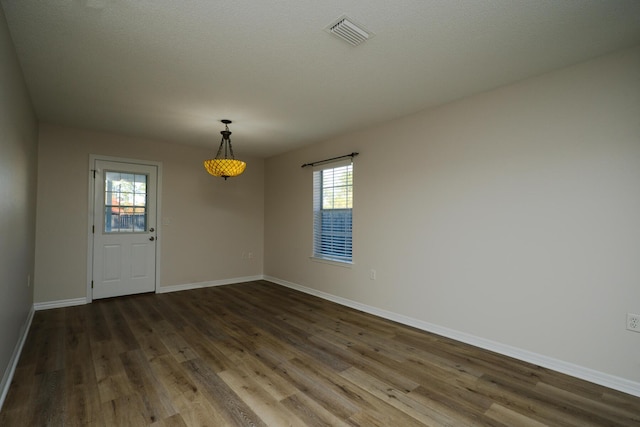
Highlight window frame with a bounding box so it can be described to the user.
[103,170,149,234]
[311,159,353,264]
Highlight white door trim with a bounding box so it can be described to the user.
[87,154,163,303]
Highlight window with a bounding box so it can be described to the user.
[104,171,148,233]
[313,161,353,263]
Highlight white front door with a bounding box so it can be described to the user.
[92,159,158,299]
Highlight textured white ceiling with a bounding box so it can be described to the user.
[2,0,640,158]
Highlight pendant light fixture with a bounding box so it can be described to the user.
[204,119,246,180]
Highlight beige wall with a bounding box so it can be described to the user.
[34,125,264,302]
[265,46,640,382]
[0,5,37,398]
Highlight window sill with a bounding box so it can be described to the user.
[309,256,353,268]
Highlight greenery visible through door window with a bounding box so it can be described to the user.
[104,171,148,233]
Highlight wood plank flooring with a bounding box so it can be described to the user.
[1,280,639,426]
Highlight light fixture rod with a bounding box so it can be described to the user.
[301,152,359,168]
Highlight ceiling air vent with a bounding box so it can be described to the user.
[325,15,373,46]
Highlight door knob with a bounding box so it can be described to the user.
[149,236,155,241]
[150,227,155,232]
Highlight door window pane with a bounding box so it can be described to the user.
[104,171,148,233]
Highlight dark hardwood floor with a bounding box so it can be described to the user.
[1,280,639,426]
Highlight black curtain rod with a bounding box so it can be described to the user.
[301,152,359,168]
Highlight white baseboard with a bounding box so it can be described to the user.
[264,275,640,398]
[0,304,35,412]
[32,276,265,307]
[157,275,264,294]
[33,297,87,311]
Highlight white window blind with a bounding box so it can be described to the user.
[313,160,353,263]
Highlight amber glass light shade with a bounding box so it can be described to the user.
[203,158,246,179]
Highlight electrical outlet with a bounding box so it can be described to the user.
[627,313,640,333]
[369,269,376,280]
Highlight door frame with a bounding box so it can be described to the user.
[87,154,163,303]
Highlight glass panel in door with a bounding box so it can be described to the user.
[104,171,148,233]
